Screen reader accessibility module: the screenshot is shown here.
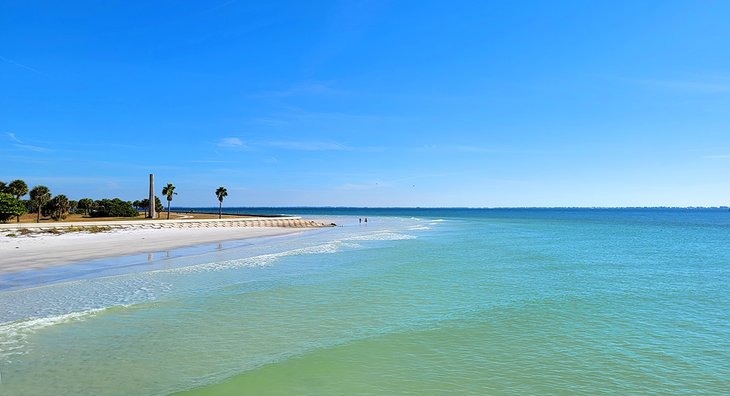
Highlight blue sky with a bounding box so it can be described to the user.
[2,1,730,207]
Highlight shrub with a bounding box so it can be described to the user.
[90,198,139,217]
[0,193,26,223]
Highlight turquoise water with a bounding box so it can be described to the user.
[1,209,729,395]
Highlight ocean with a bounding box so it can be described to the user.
[1,208,729,395]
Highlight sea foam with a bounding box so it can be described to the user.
[0,307,108,363]
[159,241,361,274]
[345,232,417,241]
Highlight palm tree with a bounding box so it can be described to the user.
[7,179,28,222]
[29,185,51,223]
[215,186,228,219]
[77,198,95,216]
[161,183,177,220]
[48,194,70,221]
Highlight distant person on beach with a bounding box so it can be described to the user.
[364,218,368,224]
[359,218,362,224]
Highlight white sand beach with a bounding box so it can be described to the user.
[0,217,329,274]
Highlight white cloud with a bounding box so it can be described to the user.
[217,137,246,148]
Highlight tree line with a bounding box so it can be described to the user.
[0,179,162,223]
[0,179,230,223]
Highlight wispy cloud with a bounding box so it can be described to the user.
[253,118,289,127]
[267,141,349,151]
[5,132,49,152]
[214,137,379,153]
[217,137,247,148]
[0,55,44,75]
[6,132,22,143]
[13,144,48,152]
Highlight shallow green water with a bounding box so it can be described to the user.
[1,209,729,394]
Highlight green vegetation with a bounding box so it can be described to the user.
[44,194,71,220]
[155,196,163,213]
[162,183,177,220]
[0,178,190,223]
[2,225,114,237]
[77,198,95,215]
[215,186,228,219]
[65,225,112,233]
[86,225,112,233]
[137,196,164,217]
[6,179,29,222]
[0,192,27,223]
[90,198,139,217]
[29,185,51,223]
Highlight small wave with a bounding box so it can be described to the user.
[0,278,171,324]
[0,307,107,334]
[0,307,109,362]
[160,241,361,274]
[346,232,417,241]
[407,226,431,230]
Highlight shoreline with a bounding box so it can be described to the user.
[0,217,331,276]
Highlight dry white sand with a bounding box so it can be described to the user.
[0,226,309,275]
